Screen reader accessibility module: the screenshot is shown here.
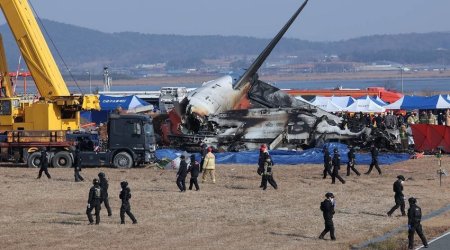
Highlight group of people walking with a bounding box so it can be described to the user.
[86,172,137,225]
[322,143,382,185]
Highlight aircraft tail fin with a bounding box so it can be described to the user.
[233,0,309,90]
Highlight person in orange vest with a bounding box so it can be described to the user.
[202,147,216,184]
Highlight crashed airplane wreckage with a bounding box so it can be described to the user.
[158,0,397,151]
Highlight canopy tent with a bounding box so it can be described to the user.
[329,96,356,108]
[310,96,344,112]
[344,98,386,113]
[358,95,387,106]
[294,96,311,104]
[83,95,150,124]
[385,95,450,110]
[99,95,149,111]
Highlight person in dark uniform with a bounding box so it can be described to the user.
[187,154,200,191]
[86,178,103,225]
[365,144,382,175]
[322,146,333,179]
[200,143,208,172]
[387,175,406,217]
[319,192,336,241]
[346,145,361,176]
[176,155,188,192]
[258,144,267,187]
[261,147,277,190]
[119,181,137,224]
[98,172,112,216]
[73,148,84,182]
[37,148,51,179]
[331,148,346,184]
[407,197,428,249]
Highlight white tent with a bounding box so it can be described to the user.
[345,98,386,113]
[330,96,356,108]
[310,96,344,112]
[294,96,311,104]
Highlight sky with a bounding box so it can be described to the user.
[0,0,449,41]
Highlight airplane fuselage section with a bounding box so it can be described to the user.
[185,75,250,118]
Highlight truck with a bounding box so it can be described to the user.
[20,114,156,169]
[0,0,156,167]
[1,114,156,168]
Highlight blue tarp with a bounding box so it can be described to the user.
[155,143,410,165]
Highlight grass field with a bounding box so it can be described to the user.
[1,155,450,249]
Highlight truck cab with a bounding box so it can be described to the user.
[79,114,156,168]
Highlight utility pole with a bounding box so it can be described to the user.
[87,71,91,94]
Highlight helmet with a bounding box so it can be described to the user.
[325,192,334,198]
[397,175,405,181]
[98,172,105,178]
[120,181,128,188]
[93,178,99,185]
[408,197,417,204]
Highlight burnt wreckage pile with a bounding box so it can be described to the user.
[166,79,398,152]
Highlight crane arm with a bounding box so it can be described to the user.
[0,0,70,98]
[0,35,14,97]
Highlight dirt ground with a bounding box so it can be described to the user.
[1,155,450,250]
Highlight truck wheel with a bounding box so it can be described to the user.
[27,152,41,168]
[113,152,133,168]
[52,151,73,168]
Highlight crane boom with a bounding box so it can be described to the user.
[0,35,14,97]
[0,0,99,131]
[0,0,70,97]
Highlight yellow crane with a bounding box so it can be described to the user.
[0,0,99,131]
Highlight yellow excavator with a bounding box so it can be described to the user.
[0,0,99,131]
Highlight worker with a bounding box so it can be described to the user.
[86,178,103,225]
[202,147,216,184]
[319,192,336,241]
[331,148,345,184]
[322,146,333,179]
[37,148,51,179]
[261,146,278,190]
[385,111,397,129]
[387,175,406,217]
[446,109,450,126]
[258,144,267,187]
[73,148,84,182]
[200,143,208,172]
[176,155,188,192]
[119,181,137,224]
[399,125,409,152]
[407,197,428,249]
[187,154,200,191]
[98,172,112,216]
[406,112,416,126]
[346,145,361,176]
[427,110,437,125]
[365,144,382,175]
[419,111,428,124]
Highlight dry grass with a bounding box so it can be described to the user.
[1,155,450,250]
